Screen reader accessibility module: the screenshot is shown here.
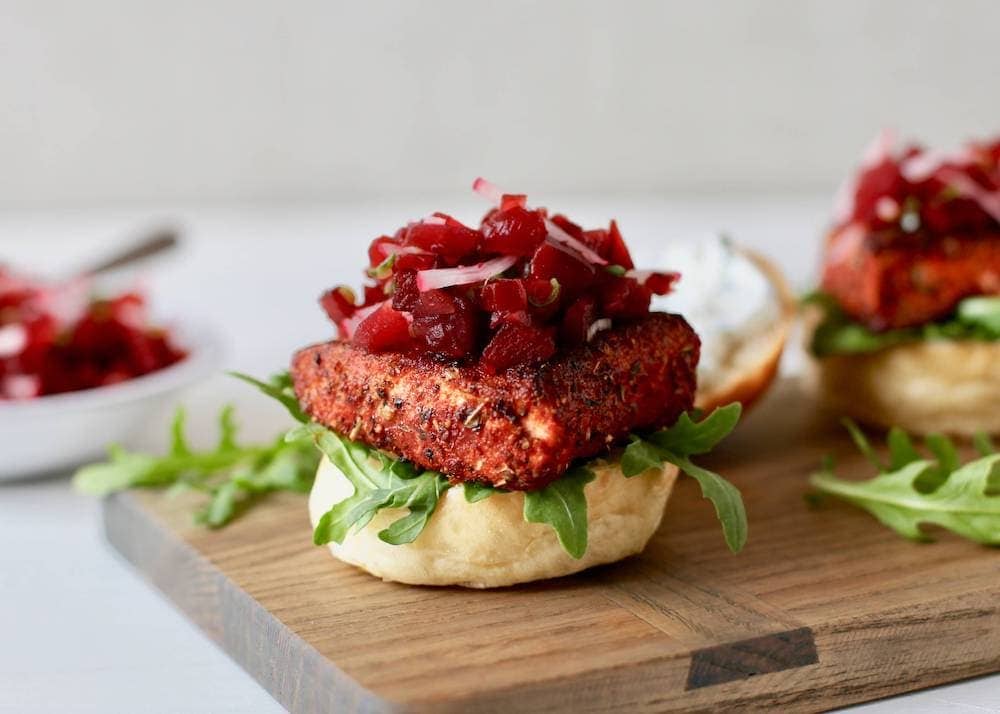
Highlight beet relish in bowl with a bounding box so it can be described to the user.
[319,178,679,371]
[0,267,187,400]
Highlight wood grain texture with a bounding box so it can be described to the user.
[103,379,1000,713]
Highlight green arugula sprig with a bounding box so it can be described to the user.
[293,422,451,546]
[620,403,748,553]
[810,422,1000,544]
[805,292,1000,358]
[73,401,318,527]
[77,369,748,560]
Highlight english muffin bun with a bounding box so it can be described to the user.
[654,237,795,414]
[814,339,1000,437]
[309,456,679,589]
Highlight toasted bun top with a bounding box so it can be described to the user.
[309,456,679,589]
[695,249,797,414]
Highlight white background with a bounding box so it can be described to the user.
[2,2,1000,712]
[1,0,999,206]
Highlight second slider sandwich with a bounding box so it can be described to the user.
[810,131,1000,436]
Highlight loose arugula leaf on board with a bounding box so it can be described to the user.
[621,404,747,553]
[886,427,921,471]
[974,433,997,458]
[523,466,596,559]
[841,419,884,471]
[810,425,1000,545]
[303,423,451,546]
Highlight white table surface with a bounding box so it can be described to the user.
[1,195,997,713]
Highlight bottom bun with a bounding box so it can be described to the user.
[815,339,1000,436]
[308,457,679,589]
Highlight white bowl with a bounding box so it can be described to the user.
[0,322,224,481]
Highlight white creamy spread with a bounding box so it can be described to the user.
[652,235,780,391]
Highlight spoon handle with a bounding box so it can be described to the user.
[80,227,179,276]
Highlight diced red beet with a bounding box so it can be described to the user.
[404,220,480,263]
[395,251,438,272]
[327,179,691,365]
[320,286,357,323]
[489,309,532,329]
[481,206,548,257]
[363,284,387,306]
[500,194,527,211]
[392,271,420,311]
[410,292,478,359]
[607,220,635,269]
[480,279,528,311]
[560,295,597,345]
[529,240,597,292]
[581,228,609,256]
[525,277,561,306]
[412,289,458,316]
[643,271,680,295]
[353,303,412,352]
[550,214,585,240]
[368,236,400,267]
[600,277,652,320]
[481,322,556,371]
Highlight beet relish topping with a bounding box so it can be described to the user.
[823,131,1000,330]
[834,129,1000,238]
[320,179,679,371]
[0,267,186,400]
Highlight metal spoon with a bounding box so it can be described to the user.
[74,226,180,277]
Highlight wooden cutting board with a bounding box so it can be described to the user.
[102,379,1000,713]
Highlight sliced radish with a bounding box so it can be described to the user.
[384,244,432,256]
[416,255,518,292]
[834,128,898,224]
[472,177,503,206]
[0,323,28,358]
[939,170,1000,223]
[545,219,609,266]
[586,318,612,342]
[341,301,385,339]
[2,374,40,400]
[862,127,897,167]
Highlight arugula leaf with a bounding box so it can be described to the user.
[523,466,596,559]
[957,296,1000,334]
[302,423,451,546]
[648,403,742,456]
[810,424,1000,544]
[621,404,747,553]
[886,427,921,471]
[807,292,1000,358]
[229,371,310,423]
[620,436,664,477]
[77,369,747,560]
[463,481,503,503]
[74,404,318,528]
[975,433,997,458]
